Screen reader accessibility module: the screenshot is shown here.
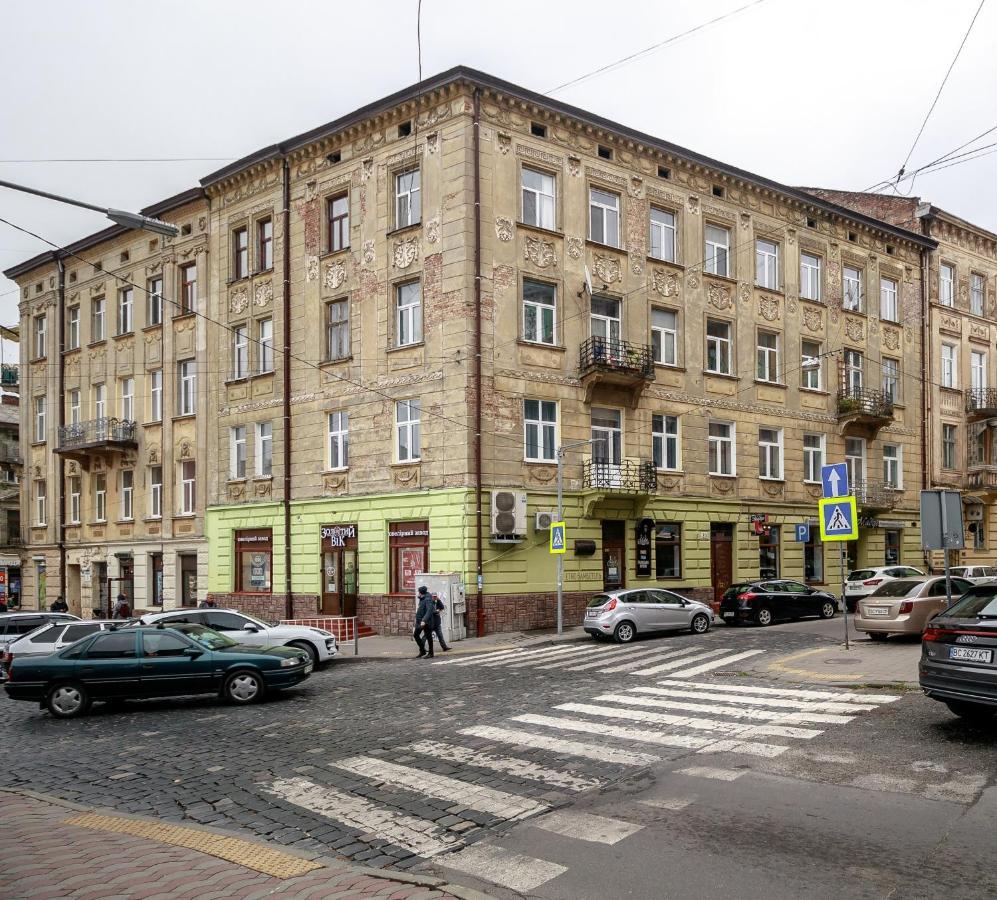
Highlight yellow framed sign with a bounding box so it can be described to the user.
[549,521,566,554]
[818,496,858,541]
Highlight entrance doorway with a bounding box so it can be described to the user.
[321,524,358,616]
[602,520,626,591]
[179,554,198,606]
[710,523,734,606]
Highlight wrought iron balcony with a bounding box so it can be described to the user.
[836,386,894,433]
[1,364,18,389]
[582,459,657,494]
[579,338,654,406]
[56,417,137,455]
[853,480,898,510]
[966,387,997,422]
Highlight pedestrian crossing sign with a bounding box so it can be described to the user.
[549,522,566,554]
[818,496,858,541]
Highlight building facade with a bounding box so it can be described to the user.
[0,392,23,605]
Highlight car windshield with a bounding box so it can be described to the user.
[872,580,923,597]
[941,589,997,619]
[171,623,240,650]
[587,594,613,609]
[723,583,755,600]
[848,570,876,581]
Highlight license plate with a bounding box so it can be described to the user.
[722,612,735,618]
[304,663,314,673]
[948,647,993,664]
[585,610,600,619]
[866,607,890,617]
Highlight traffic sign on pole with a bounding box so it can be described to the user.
[818,497,858,541]
[549,521,566,554]
[821,463,849,499]
[794,523,810,542]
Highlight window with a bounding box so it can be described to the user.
[85,632,136,660]
[395,168,421,228]
[755,239,779,289]
[756,331,780,383]
[759,526,780,580]
[91,297,105,341]
[389,520,429,593]
[882,357,900,403]
[328,411,348,469]
[233,226,248,279]
[35,479,46,525]
[524,400,556,462]
[327,193,350,252]
[845,437,866,487]
[180,460,195,515]
[94,383,106,420]
[942,423,957,470]
[143,632,191,658]
[69,476,81,525]
[705,224,730,277]
[150,369,162,422]
[230,426,247,479]
[940,263,954,306]
[326,299,350,360]
[843,266,863,311]
[758,428,783,480]
[120,470,134,520]
[589,187,620,246]
[650,207,677,262]
[885,530,902,565]
[800,253,822,301]
[150,466,162,519]
[67,306,80,350]
[590,295,621,344]
[68,389,80,426]
[844,349,863,392]
[33,315,47,358]
[117,287,133,334]
[655,523,681,578]
[94,473,106,523]
[522,168,555,230]
[395,281,422,347]
[256,422,272,476]
[257,318,273,373]
[33,395,46,442]
[257,218,273,271]
[235,529,272,592]
[972,273,985,316]
[805,533,824,583]
[883,444,902,489]
[147,276,163,326]
[522,280,556,345]
[396,400,421,462]
[941,343,957,389]
[591,408,622,465]
[651,309,677,366]
[880,277,898,322]
[178,360,196,415]
[801,340,822,390]
[652,414,679,471]
[708,421,735,476]
[232,325,248,379]
[179,263,197,314]
[120,377,134,421]
[803,433,825,483]
[706,319,732,374]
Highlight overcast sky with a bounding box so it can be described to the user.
[2,0,994,355]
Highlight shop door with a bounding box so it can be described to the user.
[180,555,198,607]
[321,525,359,617]
[119,559,134,604]
[710,524,734,607]
[602,520,626,591]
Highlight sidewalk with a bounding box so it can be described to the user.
[0,790,483,900]
[345,626,588,660]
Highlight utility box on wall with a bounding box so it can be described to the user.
[414,573,467,644]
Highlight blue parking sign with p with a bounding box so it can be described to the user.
[795,523,810,542]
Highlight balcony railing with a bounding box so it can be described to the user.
[583,459,657,493]
[0,441,21,465]
[579,337,655,379]
[56,417,137,453]
[1,364,19,388]
[836,386,894,430]
[966,387,997,420]
[853,480,898,510]
[966,467,997,492]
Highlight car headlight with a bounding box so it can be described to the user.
[281,656,305,667]
[309,628,332,637]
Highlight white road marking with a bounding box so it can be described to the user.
[631,685,878,713]
[664,649,766,677]
[535,644,621,669]
[459,725,661,766]
[596,646,705,674]
[563,644,674,672]
[676,766,743,781]
[640,797,694,811]
[479,645,585,667]
[435,647,524,666]
[630,648,734,676]
[529,809,642,845]
[440,844,567,893]
[405,740,600,792]
[263,776,459,858]
[555,702,823,739]
[502,645,602,668]
[329,756,546,820]
[599,692,854,725]
[658,679,901,704]
[514,713,788,758]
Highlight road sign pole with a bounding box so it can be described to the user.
[556,447,564,636]
[840,543,849,651]
[941,497,953,607]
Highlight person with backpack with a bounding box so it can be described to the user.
[112,593,132,619]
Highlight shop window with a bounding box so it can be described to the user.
[759,526,780,579]
[655,523,681,578]
[884,530,901,566]
[235,528,272,593]
[804,533,823,583]
[389,521,429,594]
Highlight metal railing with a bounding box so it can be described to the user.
[966,467,997,490]
[853,480,898,509]
[0,441,21,464]
[57,417,137,451]
[281,615,360,655]
[579,337,654,379]
[966,387,997,415]
[836,386,894,419]
[582,459,657,493]
[1,364,18,387]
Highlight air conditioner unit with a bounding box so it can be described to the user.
[535,510,556,531]
[490,489,527,539]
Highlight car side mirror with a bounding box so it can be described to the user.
[243,624,259,633]
[182,647,203,658]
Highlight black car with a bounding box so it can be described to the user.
[920,584,997,721]
[720,580,838,626]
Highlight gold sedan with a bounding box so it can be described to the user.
[855,576,974,641]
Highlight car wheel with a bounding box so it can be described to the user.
[690,613,710,635]
[223,670,265,705]
[819,600,837,619]
[944,700,996,723]
[46,682,90,719]
[755,607,773,627]
[613,621,637,644]
[868,632,888,642]
[288,641,319,666]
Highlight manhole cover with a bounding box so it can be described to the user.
[823,657,861,666]
[711,671,738,677]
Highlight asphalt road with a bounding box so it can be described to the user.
[1,618,995,898]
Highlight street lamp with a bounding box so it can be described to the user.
[555,437,596,635]
[0,178,179,238]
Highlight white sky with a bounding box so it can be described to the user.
[2,0,995,354]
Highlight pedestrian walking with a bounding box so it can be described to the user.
[112,593,132,619]
[431,593,451,652]
[50,596,69,613]
[413,586,436,658]
[198,598,216,609]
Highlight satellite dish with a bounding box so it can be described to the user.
[584,265,594,296]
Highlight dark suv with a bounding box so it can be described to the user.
[720,580,838,627]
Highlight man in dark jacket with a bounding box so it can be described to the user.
[413,586,436,658]
[50,596,70,613]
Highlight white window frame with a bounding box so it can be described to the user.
[395,400,421,463]
[706,319,732,375]
[844,349,864,392]
[758,427,783,480]
[756,330,780,383]
[843,265,863,311]
[521,167,555,230]
[256,422,273,476]
[395,167,421,228]
[708,421,736,476]
[705,224,731,277]
[178,360,196,416]
[801,340,822,390]
[652,413,680,472]
[118,287,133,334]
[803,433,825,483]
[883,444,902,489]
[230,426,247,479]
[147,276,163,326]
[67,305,80,350]
[940,263,955,306]
[941,343,957,389]
[34,395,46,443]
[845,437,866,487]
[651,308,678,366]
[972,273,986,316]
[232,324,249,379]
[524,399,557,463]
[149,466,163,519]
[522,280,557,346]
[69,476,81,525]
[395,281,422,347]
[880,276,899,322]
[120,470,134,521]
[33,314,47,359]
[971,350,987,391]
[649,207,677,263]
[35,479,46,525]
[800,253,822,301]
[94,383,106,420]
[328,411,348,470]
[882,357,900,403]
[119,377,134,422]
[755,238,779,289]
[68,389,81,426]
[257,318,274,374]
[180,460,195,515]
[150,369,162,422]
[91,297,105,342]
[94,473,107,523]
[588,187,620,247]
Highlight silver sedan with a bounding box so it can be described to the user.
[583,588,714,643]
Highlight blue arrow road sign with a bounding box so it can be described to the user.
[795,523,810,542]
[821,463,849,499]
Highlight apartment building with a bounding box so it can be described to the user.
[6,190,210,614]
[0,390,23,605]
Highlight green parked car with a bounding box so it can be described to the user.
[3,623,312,718]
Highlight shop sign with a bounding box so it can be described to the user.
[0,556,19,568]
[860,518,906,529]
[635,519,653,577]
[249,553,267,588]
[321,524,357,547]
[388,527,430,538]
[237,534,271,544]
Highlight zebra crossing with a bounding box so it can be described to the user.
[259,670,900,886]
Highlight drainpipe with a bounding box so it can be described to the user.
[56,256,66,602]
[473,89,485,637]
[281,157,293,619]
[917,209,933,571]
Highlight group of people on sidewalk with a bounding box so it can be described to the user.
[413,585,450,658]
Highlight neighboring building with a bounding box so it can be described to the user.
[5,190,210,615]
[803,190,997,566]
[0,389,23,606]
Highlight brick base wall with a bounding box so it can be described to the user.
[207,593,319,621]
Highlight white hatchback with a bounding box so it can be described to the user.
[949,565,997,586]
[844,566,925,611]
